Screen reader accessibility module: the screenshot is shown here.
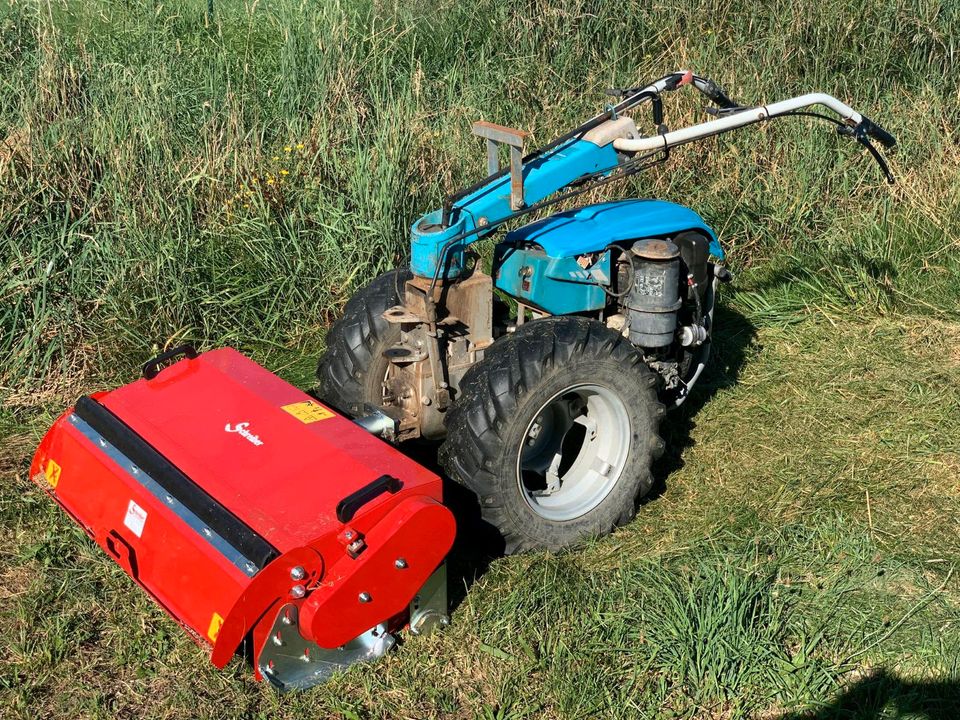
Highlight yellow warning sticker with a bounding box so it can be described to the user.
[281,400,336,424]
[207,612,224,642]
[44,459,62,489]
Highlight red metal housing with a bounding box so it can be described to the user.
[30,348,455,686]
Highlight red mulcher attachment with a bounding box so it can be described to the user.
[30,347,456,690]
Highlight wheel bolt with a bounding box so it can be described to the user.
[358,592,372,603]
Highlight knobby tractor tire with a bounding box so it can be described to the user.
[439,316,665,554]
[317,268,412,416]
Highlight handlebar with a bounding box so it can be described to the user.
[856,115,897,148]
[610,75,896,183]
[612,93,866,153]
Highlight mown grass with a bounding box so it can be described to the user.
[3,316,959,718]
[1,0,959,718]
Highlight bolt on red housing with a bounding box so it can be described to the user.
[30,348,455,688]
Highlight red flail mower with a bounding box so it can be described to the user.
[31,348,454,690]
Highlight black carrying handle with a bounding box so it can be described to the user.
[142,344,199,380]
[336,474,402,523]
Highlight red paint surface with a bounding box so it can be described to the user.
[30,348,455,677]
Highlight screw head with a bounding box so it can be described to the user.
[394,558,408,569]
[344,531,354,540]
[290,566,305,581]
[290,584,306,599]
[358,591,372,603]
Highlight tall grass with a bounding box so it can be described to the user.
[0,0,957,403]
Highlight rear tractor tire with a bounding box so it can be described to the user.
[317,268,412,416]
[439,316,665,554]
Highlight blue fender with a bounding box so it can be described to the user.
[494,199,722,315]
[504,199,723,259]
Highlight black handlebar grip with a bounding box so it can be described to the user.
[142,344,199,380]
[698,77,738,109]
[859,116,897,149]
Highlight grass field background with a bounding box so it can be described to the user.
[1,0,959,718]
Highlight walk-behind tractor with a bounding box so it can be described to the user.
[31,72,895,689]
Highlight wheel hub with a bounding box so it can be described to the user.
[516,383,631,521]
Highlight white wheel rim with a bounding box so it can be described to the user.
[515,383,632,522]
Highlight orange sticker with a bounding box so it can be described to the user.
[207,612,224,642]
[281,400,336,423]
[44,459,62,488]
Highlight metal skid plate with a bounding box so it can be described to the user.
[409,564,449,636]
[258,604,395,691]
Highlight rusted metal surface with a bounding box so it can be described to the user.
[631,238,681,260]
[472,120,528,210]
[380,269,495,441]
[471,120,529,146]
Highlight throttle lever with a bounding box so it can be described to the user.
[858,136,896,185]
[836,124,895,184]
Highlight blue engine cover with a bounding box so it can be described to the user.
[494,199,723,314]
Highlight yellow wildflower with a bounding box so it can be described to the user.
[280,169,289,176]
[284,146,292,153]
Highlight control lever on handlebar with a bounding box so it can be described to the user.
[838,123,896,184]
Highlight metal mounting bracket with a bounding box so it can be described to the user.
[471,120,529,210]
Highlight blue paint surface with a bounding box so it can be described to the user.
[453,138,620,228]
[410,210,468,277]
[493,199,723,314]
[495,246,610,314]
[504,199,724,260]
[410,138,620,278]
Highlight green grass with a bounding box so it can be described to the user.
[1,0,959,718]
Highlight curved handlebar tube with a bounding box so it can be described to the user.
[612,93,864,153]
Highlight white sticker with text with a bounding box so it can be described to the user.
[124,500,147,538]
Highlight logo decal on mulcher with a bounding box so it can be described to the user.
[224,422,264,446]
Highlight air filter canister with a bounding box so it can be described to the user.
[625,238,682,348]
